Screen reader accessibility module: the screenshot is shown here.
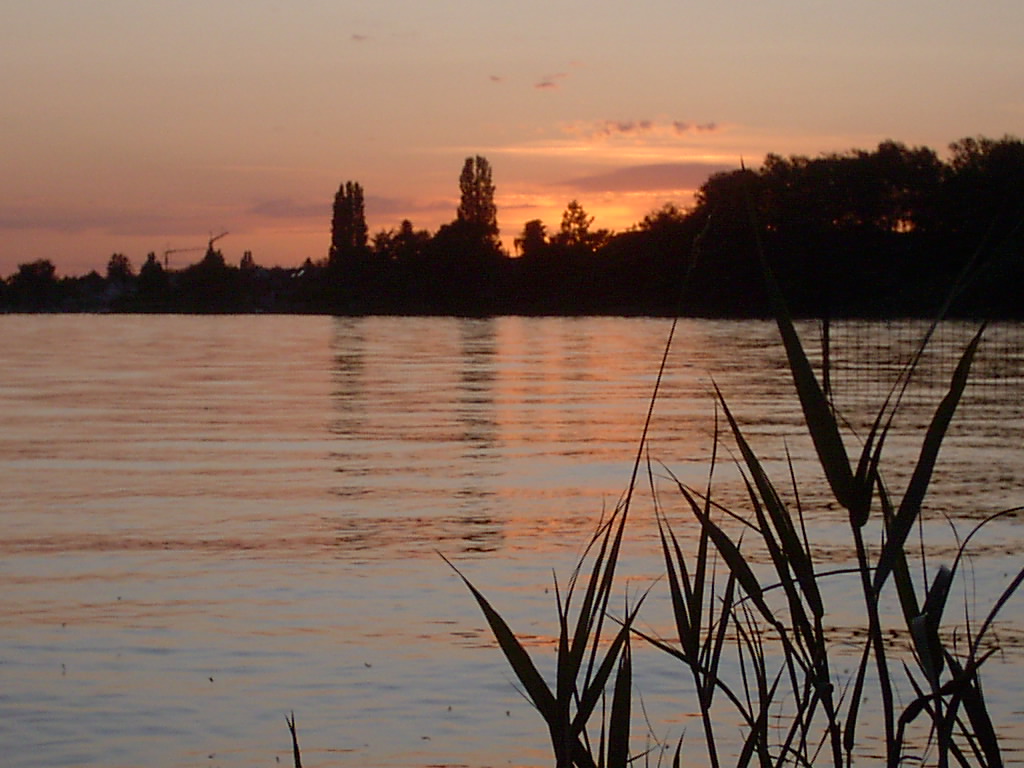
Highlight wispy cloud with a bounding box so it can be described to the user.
[673,121,719,134]
[584,120,655,137]
[483,117,734,170]
[535,72,569,90]
[558,162,736,193]
[562,119,722,141]
[248,198,326,219]
[0,203,232,241]
[365,195,452,218]
[351,33,369,42]
[251,195,454,227]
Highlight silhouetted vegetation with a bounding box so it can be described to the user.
[329,181,369,265]
[446,217,1024,768]
[3,137,1022,316]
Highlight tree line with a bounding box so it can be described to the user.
[3,137,1022,317]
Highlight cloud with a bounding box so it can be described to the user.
[248,198,326,219]
[351,33,369,42]
[535,72,568,90]
[562,119,722,141]
[0,208,92,234]
[365,195,451,217]
[673,121,719,134]
[588,120,655,137]
[1,194,320,239]
[0,204,201,237]
[250,195,457,229]
[558,162,736,193]
[489,75,504,83]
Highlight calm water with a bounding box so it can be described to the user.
[1,315,1022,767]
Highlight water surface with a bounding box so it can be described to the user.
[1,315,1021,767]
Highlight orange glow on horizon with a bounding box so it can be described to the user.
[5,2,1021,277]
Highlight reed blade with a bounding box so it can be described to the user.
[572,597,645,739]
[874,325,985,592]
[658,514,698,663]
[735,669,783,768]
[286,711,303,768]
[606,639,632,768]
[671,735,685,768]
[690,504,773,624]
[707,569,738,701]
[556,576,574,725]
[916,565,954,685]
[572,517,614,663]
[946,654,1003,768]
[754,233,857,512]
[970,565,1024,654]
[842,626,876,755]
[716,384,823,624]
[849,398,894,528]
[441,554,557,721]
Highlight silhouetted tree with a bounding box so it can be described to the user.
[329,181,369,263]
[554,200,609,252]
[394,220,431,262]
[198,244,226,270]
[515,219,548,258]
[8,259,59,311]
[172,244,242,312]
[757,142,943,236]
[456,156,499,245]
[106,253,134,285]
[70,270,108,311]
[865,140,944,233]
[945,135,1024,238]
[408,155,507,312]
[138,252,168,292]
[686,167,771,315]
[9,133,1018,318]
[627,202,697,309]
[371,228,393,255]
[941,135,1024,315]
[12,259,56,284]
[373,219,430,263]
[692,167,762,223]
[637,202,688,232]
[558,200,592,246]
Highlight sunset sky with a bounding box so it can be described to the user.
[3,0,1022,277]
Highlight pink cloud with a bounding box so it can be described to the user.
[248,198,325,219]
[592,120,655,137]
[535,72,568,90]
[558,162,736,193]
[563,119,722,140]
[673,121,719,134]
[0,203,208,238]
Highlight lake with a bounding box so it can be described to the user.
[1,315,1022,767]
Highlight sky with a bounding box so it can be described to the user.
[2,0,1023,277]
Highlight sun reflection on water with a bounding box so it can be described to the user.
[0,315,1021,767]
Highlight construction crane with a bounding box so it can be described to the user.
[162,246,203,269]
[207,231,229,253]
[161,232,229,269]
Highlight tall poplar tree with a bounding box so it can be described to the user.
[329,181,368,263]
[456,156,499,242]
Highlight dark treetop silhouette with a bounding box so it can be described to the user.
[4,137,1022,317]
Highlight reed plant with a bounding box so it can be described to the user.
[447,223,1023,766]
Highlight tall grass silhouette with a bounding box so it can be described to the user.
[446,214,1023,766]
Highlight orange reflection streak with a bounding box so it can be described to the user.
[2,316,1023,768]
